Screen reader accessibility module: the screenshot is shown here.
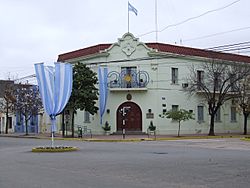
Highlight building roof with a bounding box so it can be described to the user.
[57,42,250,63]
[0,80,14,98]
[0,80,34,98]
[147,43,250,63]
[58,44,111,62]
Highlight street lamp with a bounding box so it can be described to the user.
[120,106,131,139]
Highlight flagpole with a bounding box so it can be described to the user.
[128,1,130,33]
[155,0,158,42]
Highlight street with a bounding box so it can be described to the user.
[0,137,250,188]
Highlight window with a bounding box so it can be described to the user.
[215,107,221,122]
[2,117,5,128]
[171,68,178,84]
[197,106,204,122]
[231,107,237,122]
[121,67,137,88]
[197,70,204,90]
[230,74,237,92]
[84,111,90,123]
[214,72,221,91]
[16,112,23,125]
[172,105,179,111]
[7,117,12,129]
[30,115,37,125]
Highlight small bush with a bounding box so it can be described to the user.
[148,121,156,131]
[32,146,78,152]
[102,121,111,131]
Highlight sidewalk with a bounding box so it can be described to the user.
[0,132,246,142]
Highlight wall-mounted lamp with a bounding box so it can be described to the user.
[106,109,110,114]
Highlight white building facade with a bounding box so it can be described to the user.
[57,33,250,135]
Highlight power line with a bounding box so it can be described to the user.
[206,41,250,50]
[204,41,250,54]
[137,0,241,38]
[14,74,36,82]
[218,46,250,52]
[183,26,250,42]
[159,0,240,33]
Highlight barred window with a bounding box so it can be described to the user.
[172,105,179,111]
[231,107,237,122]
[84,111,90,123]
[171,68,178,84]
[215,107,221,122]
[197,106,204,122]
[197,70,204,90]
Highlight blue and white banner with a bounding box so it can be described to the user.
[35,62,73,132]
[128,2,138,16]
[98,66,108,124]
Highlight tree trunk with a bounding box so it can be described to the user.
[208,114,215,136]
[5,103,9,134]
[71,112,75,138]
[243,113,248,135]
[62,111,65,137]
[177,121,181,137]
[25,119,29,135]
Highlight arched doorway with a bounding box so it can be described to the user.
[116,101,142,133]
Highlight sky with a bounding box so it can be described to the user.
[1,0,250,83]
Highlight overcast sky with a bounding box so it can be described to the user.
[1,0,250,82]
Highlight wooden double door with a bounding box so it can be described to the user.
[116,101,142,132]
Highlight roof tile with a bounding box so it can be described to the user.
[57,42,250,63]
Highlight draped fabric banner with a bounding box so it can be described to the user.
[35,62,73,132]
[98,66,108,124]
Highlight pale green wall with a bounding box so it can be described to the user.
[66,33,247,135]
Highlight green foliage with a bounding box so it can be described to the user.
[160,109,194,122]
[148,121,156,131]
[67,63,99,114]
[102,121,111,131]
[160,109,194,136]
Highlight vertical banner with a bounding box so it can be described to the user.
[35,62,72,146]
[98,66,108,124]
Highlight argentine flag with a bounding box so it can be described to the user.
[128,2,138,16]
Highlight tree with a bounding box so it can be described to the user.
[188,60,250,136]
[0,81,15,134]
[65,63,99,137]
[235,77,250,135]
[14,85,43,135]
[160,109,194,137]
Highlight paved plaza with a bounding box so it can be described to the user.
[0,137,250,188]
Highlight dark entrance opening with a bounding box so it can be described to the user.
[116,101,142,134]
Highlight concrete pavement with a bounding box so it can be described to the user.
[1,136,250,188]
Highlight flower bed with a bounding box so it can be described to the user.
[32,146,79,152]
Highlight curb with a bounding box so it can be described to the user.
[0,134,245,142]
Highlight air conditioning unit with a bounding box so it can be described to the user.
[182,83,189,88]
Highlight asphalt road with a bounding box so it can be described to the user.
[0,137,250,188]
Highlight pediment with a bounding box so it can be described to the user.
[105,33,152,58]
